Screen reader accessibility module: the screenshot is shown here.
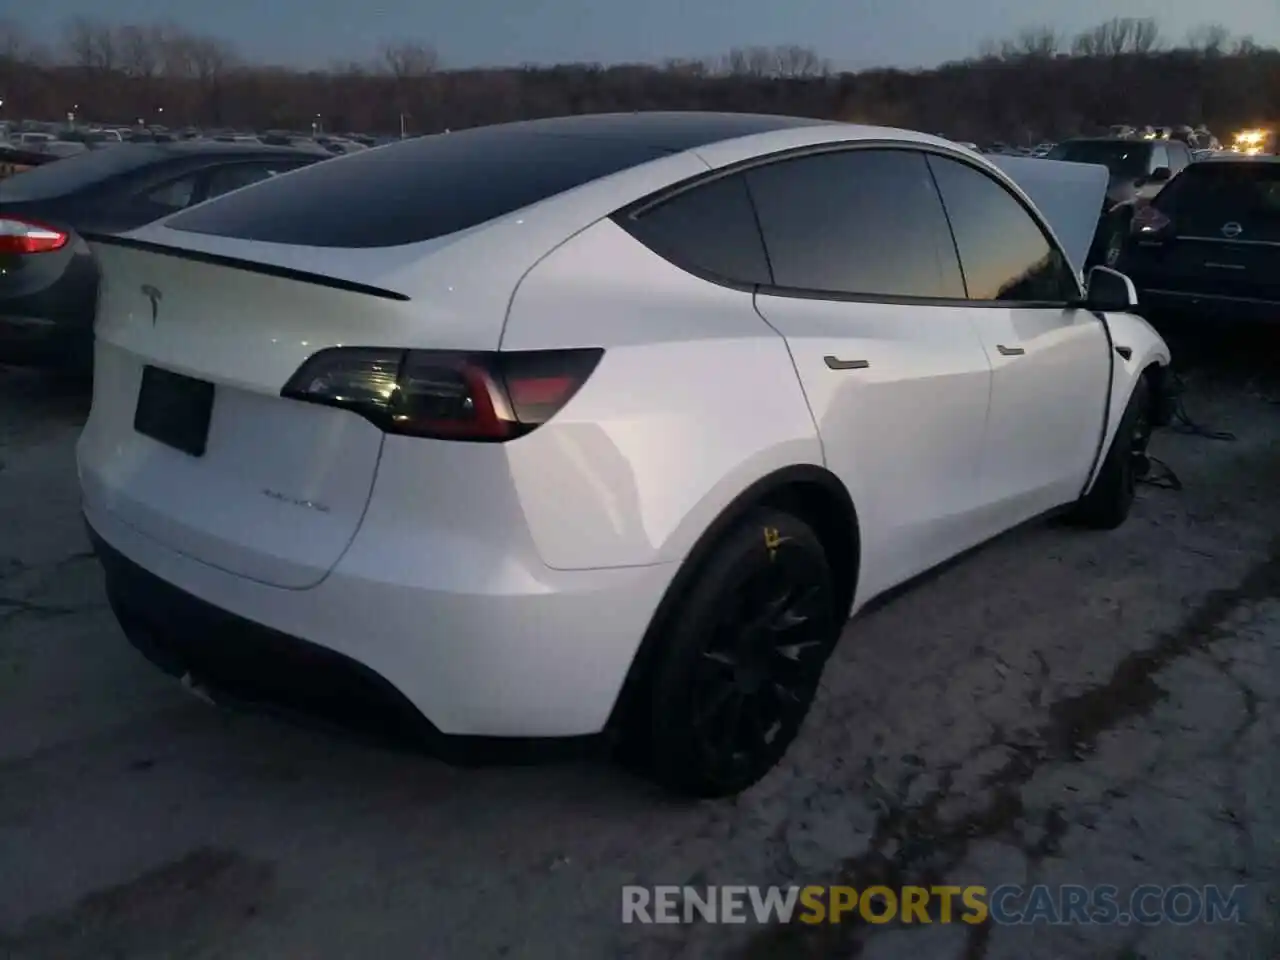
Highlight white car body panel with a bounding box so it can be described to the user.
[1083,309,1172,493]
[751,294,992,603]
[962,305,1111,523]
[82,495,677,736]
[77,115,1172,741]
[502,217,821,571]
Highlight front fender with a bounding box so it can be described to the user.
[1084,310,1171,492]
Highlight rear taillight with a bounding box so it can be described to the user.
[1130,206,1172,236]
[281,347,603,442]
[0,217,69,254]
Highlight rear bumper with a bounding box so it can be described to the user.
[1136,287,1280,324]
[85,499,677,744]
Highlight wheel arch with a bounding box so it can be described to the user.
[605,463,860,733]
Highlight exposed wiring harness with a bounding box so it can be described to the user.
[1138,369,1237,491]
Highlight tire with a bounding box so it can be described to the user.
[1067,376,1152,530]
[640,508,840,798]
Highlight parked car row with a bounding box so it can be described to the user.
[0,141,329,371]
[2,120,386,161]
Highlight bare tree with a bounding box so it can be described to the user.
[720,46,774,77]
[63,15,116,70]
[773,44,829,78]
[0,18,43,64]
[718,44,827,78]
[188,35,237,84]
[115,23,166,80]
[380,40,439,78]
[1013,27,1061,59]
[1073,18,1161,56]
[1186,24,1231,56]
[661,57,709,78]
[1131,18,1161,53]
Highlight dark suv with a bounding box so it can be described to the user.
[1046,137,1193,266]
[1116,156,1280,323]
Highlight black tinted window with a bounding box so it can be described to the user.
[745,149,964,298]
[205,160,307,199]
[619,174,770,285]
[145,174,201,211]
[927,155,1078,303]
[0,144,164,201]
[1046,141,1150,177]
[1157,162,1280,238]
[166,129,673,247]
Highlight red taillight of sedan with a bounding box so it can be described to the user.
[0,217,69,254]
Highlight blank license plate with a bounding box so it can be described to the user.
[134,366,215,457]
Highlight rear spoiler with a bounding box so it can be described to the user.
[81,232,411,302]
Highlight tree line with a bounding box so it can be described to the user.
[1,15,1278,141]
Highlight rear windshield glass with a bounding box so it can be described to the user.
[1046,141,1149,177]
[165,128,674,247]
[0,144,164,201]
[1157,162,1280,222]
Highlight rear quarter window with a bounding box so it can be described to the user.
[165,129,673,248]
[614,174,771,286]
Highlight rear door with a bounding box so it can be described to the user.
[1136,161,1280,301]
[927,153,1111,520]
[747,147,995,600]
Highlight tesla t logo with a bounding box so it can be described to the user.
[140,284,162,325]
[1221,222,1243,239]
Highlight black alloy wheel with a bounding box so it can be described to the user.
[645,509,840,798]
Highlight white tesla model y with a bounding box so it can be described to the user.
[77,113,1172,797]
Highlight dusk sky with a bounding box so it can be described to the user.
[30,0,1280,70]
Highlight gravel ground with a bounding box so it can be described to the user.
[1,323,1277,959]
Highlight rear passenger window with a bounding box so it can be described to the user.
[744,149,965,299]
[927,155,1079,303]
[145,175,200,211]
[205,162,292,200]
[617,174,771,286]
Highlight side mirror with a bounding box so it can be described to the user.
[1148,166,1172,182]
[1081,266,1139,312]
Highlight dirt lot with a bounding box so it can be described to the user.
[1,324,1278,960]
